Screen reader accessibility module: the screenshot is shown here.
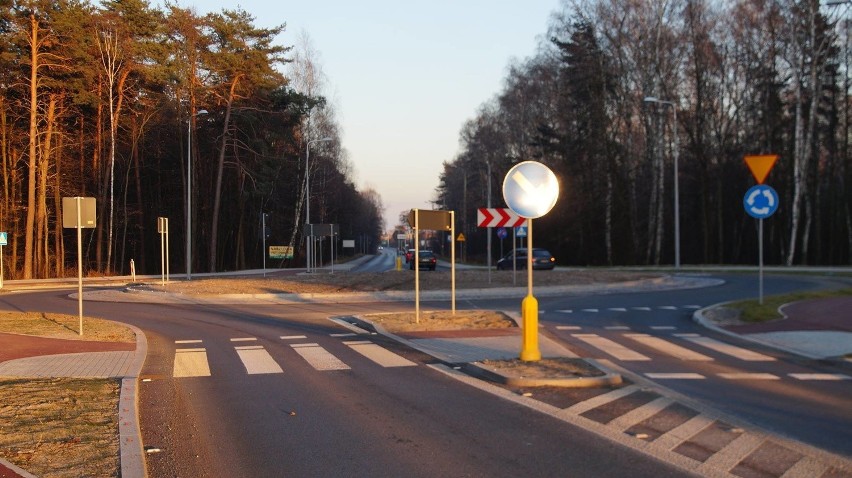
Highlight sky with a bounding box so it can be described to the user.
[183,1,563,231]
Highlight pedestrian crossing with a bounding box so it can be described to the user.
[170,335,417,378]
[552,325,851,382]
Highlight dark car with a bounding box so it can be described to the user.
[409,250,437,270]
[496,248,555,270]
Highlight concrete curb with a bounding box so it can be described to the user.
[118,322,148,478]
[460,359,623,388]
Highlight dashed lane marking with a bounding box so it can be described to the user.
[718,373,780,380]
[572,334,651,361]
[173,348,211,378]
[605,326,631,330]
[175,339,203,344]
[234,345,283,374]
[650,326,677,330]
[644,373,706,379]
[290,343,350,371]
[343,341,417,367]
[788,373,851,381]
[555,325,582,330]
[624,334,713,361]
[280,335,307,340]
[230,337,257,342]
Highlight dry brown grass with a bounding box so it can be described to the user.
[0,378,120,478]
[364,309,516,333]
[0,312,135,342]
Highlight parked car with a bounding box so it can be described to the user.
[405,248,415,263]
[496,248,555,270]
[409,250,437,270]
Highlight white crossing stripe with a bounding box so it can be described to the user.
[175,339,203,344]
[645,373,705,379]
[556,325,582,330]
[658,306,678,310]
[555,309,573,314]
[650,326,677,330]
[173,348,211,378]
[290,344,350,371]
[625,334,713,361]
[582,309,599,313]
[718,373,780,380]
[605,326,631,330]
[633,307,652,311]
[789,373,851,381]
[230,337,257,342]
[330,333,357,337]
[280,335,307,340]
[684,305,702,309]
[572,334,651,361]
[343,341,416,367]
[235,345,283,374]
[677,335,776,361]
[608,308,627,312]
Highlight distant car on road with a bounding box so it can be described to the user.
[410,250,437,271]
[496,248,555,270]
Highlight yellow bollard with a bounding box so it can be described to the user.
[520,294,541,361]
[395,256,402,271]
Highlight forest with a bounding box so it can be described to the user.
[0,0,384,280]
[436,0,852,267]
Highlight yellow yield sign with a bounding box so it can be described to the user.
[457,233,466,242]
[744,155,778,184]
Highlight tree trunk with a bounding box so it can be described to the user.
[23,14,39,280]
[209,74,242,272]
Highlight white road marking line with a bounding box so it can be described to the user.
[625,334,713,361]
[235,346,283,374]
[718,373,780,380]
[582,309,599,313]
[556,325,582,330]
[230,337,257,342]
[605,326,631,330]
[175,339,202,344]
[173,348,211,378]
[684,305,702,309]
[555,309,573,314]
[632,307,652,311]
[608,308,628,312]
[645,373,705,379]
[280,335,307,340]
[571,334,651,361]
[658,306,678,310]
[330,333,357,337]
[650,326,677,330]
[680,335,776,362]
[345,342,416,367]
[789,373,851,381]
[290,344,350,371]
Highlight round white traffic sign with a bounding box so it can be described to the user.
[502,161,559,219]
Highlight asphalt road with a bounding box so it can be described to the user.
[0,289,689,478]
[463,273,852,457]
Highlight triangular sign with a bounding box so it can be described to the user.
[744,155,778,184]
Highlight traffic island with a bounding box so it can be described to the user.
[461,358,622,388]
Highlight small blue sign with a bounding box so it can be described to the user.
[0,232,6,246]
[516,226,528,237]
[744,185,779,219]
[496,227,507,240]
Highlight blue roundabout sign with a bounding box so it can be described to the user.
[743,185,779,219]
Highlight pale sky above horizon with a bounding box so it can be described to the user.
[181,1,562,230]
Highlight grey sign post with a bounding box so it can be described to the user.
[158,217,169,285]
[0,231,6,289]
[408,209,455,324]
[62,197,96,335]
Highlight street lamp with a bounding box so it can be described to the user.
[305,137,332,272]
[643,96,680,269]
[186,109,208,280]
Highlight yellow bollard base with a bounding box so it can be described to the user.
[520,294,541,362]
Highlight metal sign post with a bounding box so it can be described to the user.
[408,209,455,323]
[744,184,779,305]
[502,162,560,362]
[0,231,6,289]
[63,197,96,336]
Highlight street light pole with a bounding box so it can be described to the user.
[186,109,207,281]
[643,97,680,269]
[305,137,331,273]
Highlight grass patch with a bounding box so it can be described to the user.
[0,312,134,342]
[0,378,120,478]
[727,288,852,324]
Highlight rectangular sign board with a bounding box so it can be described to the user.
[0,232,6,246]
[62,197,97,228]
[342,240,355,248]
[408,209,452,231]
[269,246,293,259]
[306,223,338,236]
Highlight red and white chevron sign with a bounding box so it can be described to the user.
[477,208,527,228]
